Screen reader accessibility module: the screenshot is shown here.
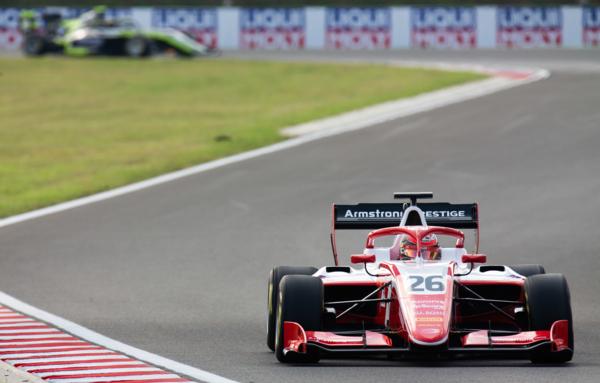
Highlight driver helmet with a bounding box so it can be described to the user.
[399,234,440,260]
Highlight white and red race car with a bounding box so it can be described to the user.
[267,193,573,364]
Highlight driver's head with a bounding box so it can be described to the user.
[93,5,106,20]
[399,234,440,260]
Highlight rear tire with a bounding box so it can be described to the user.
[124,36,149,57]
[275,275,322,363]
[526,274,574,363]
[267,266,317,351]
[23,35,46,56]
[509,264,546,277]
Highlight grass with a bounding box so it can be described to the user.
[0,57,484,218]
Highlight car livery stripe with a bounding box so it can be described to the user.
[0,305,196,383]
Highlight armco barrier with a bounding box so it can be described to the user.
[1,6,597,51]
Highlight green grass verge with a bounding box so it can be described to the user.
[0,57,484,218]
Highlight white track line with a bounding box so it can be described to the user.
[0,65,548,230]
[0,292,238,383]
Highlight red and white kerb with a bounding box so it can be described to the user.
[0,305,194,383]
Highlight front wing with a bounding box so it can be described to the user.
[282,320,571,359]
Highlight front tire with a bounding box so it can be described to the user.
[267,266,317,351]
[275,275,322,363]
[526,273,574,363]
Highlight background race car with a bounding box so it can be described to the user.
[19,6,216,57]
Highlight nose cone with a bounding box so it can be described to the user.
[413,325,446,343]
[394,262,454,346]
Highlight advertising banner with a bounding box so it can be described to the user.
[152,8,217,48]
[240,8,304,49]
[325,8,391,49]
[0,8,21,50]
[583,7,600,47]
[497,7,562,48]
[411,7,476,49]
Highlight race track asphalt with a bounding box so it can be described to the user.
[1,50,599,383]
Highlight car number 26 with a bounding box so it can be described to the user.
[408,275,445,292]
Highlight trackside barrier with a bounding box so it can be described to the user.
[1,6,598,51]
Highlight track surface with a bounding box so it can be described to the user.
[1,51,600,382]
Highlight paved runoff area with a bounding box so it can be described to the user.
[0,50,599,383]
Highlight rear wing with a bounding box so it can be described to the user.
[330,200,479,265]
[333,203,478,229]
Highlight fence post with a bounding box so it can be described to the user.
[305,7,325,50]
[562,6,583,48]
[391,7,410,49]
[217,7,240,49]
[476,6,497,48]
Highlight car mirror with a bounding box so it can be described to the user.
[461,254,487,264]
[350,254,375,264]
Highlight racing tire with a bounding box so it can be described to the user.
[526,274,574,363]
[267,266,317,351]
[124,36,149,57]
[23,35,46,56]
[275,275,323,363]
[509,264,546,277]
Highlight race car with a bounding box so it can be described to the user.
[18,7,215,57]
[267,192,573,364]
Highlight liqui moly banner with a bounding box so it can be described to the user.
[152,8,217,48]
[326,8,391,49]
[497,7,562,48]
[583,7,600,47]
[0,8,21,50]
[240,8,304,49]
[411,7,476,49]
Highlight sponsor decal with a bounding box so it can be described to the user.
[334,203,477,229]
[406,275,446,293]
[0,8,21,50]
[240,8,304,50]
[583,7,600,47]
[411,7,476,49]
[416,316,444,323]
[152,8,217,48]
[343,209,467,219]
[497,7,562,48]
[326,8,391,49]
[409,297,445,316]
[344,209,401,219]
[0,28,21,50]
[0,8,20,29]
